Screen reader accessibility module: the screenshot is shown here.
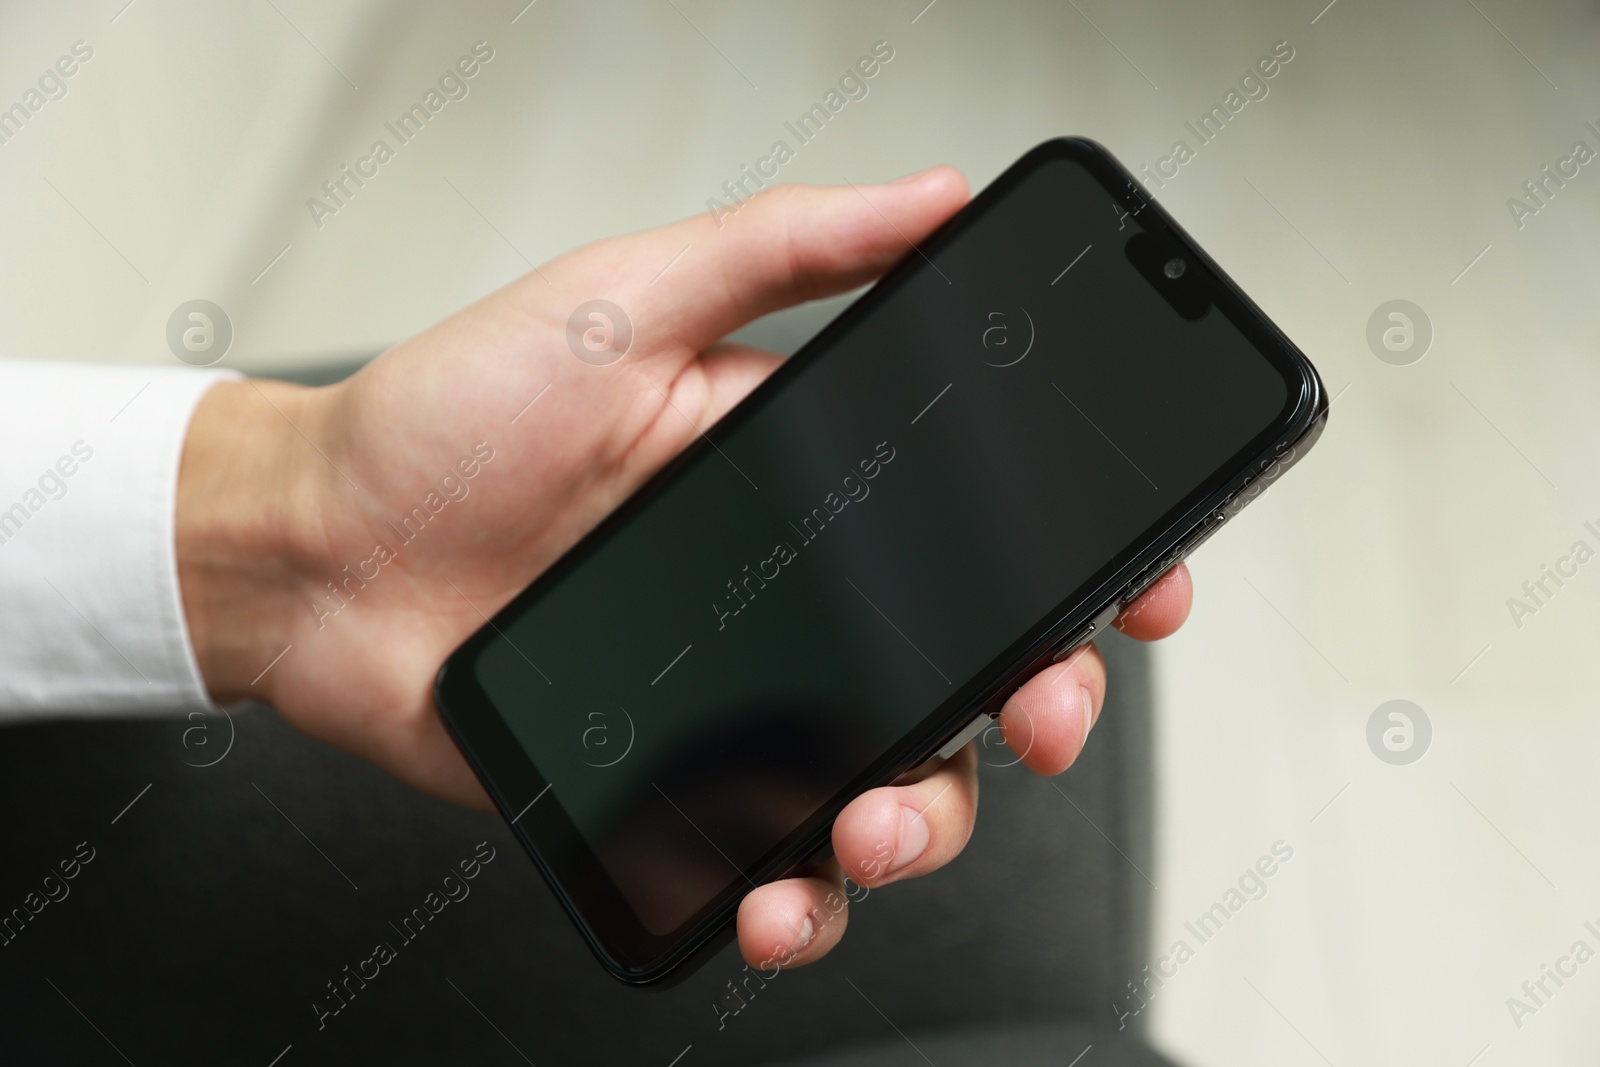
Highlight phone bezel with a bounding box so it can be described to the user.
[435,136,1327,985]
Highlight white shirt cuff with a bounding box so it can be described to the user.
[0,360,237,718]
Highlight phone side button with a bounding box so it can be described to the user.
[1178,509,1227,558]
[1050,622,1096,663]
[1119,564,1164,607]
[935,712,996,762]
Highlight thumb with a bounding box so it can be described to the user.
[560,167,971,355]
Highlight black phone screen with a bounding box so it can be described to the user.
[453,141,1304,961]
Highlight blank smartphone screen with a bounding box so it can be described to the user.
[470,151,1290,939]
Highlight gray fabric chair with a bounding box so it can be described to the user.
[0,633,1163,1066]
[772,1022,1179,1067]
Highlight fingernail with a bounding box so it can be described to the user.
[888,804,931,873]
[1080,685,1096,747]
[891,167,935,184]
[788,916,815,956]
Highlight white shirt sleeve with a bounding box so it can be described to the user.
[0,360,237,718]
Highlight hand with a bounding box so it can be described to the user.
[174,166,1193,969]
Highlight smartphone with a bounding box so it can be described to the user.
[436,137,1327,985]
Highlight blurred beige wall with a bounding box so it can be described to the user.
[3,1,1598,1063]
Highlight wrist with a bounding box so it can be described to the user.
[176,378,332,704]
